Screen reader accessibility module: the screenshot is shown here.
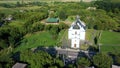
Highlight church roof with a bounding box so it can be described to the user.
[74,18,86,30]
[69,15,86,30]
[73,23,80,29]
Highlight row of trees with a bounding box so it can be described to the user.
[0,1,48,8]
[0,48,14,68]
[28,22,68,39]
[94,0,120,12]
[1,1,119,31]
[94,0,120,31]
[0,26,24,50]
[48,2,119,31]
[76,53,113,68]
[20,49,64,68]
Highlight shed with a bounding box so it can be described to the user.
[12,63,27,68]
[112,65,120,68]
[46,18,59,23]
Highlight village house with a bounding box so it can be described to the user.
[12,63,27,68]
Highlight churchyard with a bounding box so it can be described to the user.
[0,0,120,67]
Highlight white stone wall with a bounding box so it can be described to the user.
[80,32,85,40]
[68,29,81,39]
[71,39,80,48]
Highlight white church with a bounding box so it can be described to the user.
[68,16,86,49]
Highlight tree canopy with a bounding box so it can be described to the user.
[93,53,113,68]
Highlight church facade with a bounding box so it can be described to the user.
[68,16,86,48]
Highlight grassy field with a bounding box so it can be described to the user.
[15,30,65,52]
[99,31,120,53]
[100,45,120,53]
[85,29,120,53]
[85,29,100,44]
[100,31,120,45]
[86,29,94,42]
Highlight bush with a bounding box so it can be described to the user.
[44,25,52,31]
[59,22,69,30]
[114,53,120,65]
[31,23,45,32]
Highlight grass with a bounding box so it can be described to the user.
[99,31,120,45]
[99,31,120,53]
[57,29,67,42]
[0,8,17,14]
[15,31,57,51]
[86,29,94,41]
[15,30,65,52]
[85,29,120,53]
[101,45,120,53]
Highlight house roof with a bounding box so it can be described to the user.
[46,18,59,23]
[12,63,27,68]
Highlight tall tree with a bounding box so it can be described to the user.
[20,50,64,68]
[93,53,113,68]
[77,57,91,68]
[57,9,68,20]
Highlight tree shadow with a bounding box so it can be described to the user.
[33,46,57,57]
[108,52,120,66]
[87,46,98,58]
[78,51,88,58]
[12,51,20,62]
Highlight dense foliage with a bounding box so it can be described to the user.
[77,57,91,68]
[93,53,113,68]
[0,48,13,68]
[20,49,64,68]
[0,0,120,67]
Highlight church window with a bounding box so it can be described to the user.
[75,31,77,34]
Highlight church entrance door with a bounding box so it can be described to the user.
[74,44,76,48]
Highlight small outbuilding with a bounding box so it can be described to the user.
[46,18,59,23]
[12,63,27,68]
[112,65,120,68]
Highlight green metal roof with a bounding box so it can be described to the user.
[46,18,59,23]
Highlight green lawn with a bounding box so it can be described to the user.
[15,30,65,52]
[15,31,57,51]
[101,45,120,53]
[100,31,120,45]
[99,31,120,53]
[86,29,94,41]
[85,29,120,53]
